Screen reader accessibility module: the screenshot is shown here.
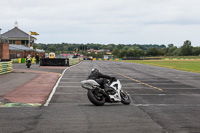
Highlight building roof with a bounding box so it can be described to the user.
[2,27,36,40]
[9,44,35,51]
[36,48,45,53]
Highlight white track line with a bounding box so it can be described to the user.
[44,62,82,106]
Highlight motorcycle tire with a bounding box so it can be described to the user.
[27,65,30,68]
[120,91,131,105]
[87,89,105,106]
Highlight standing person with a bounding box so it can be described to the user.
[35,53,40,64]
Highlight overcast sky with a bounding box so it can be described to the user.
[1,0,200,47]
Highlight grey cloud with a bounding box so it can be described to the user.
[1,0,200,46]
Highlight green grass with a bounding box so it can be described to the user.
[145,56,200,59]
[119,60,200,73]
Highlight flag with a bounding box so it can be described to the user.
[30,31,39,35]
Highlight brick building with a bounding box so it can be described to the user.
[0,37,10,61]
[0,22,45,60]
[9,44,35,58]
[2,22,36,47]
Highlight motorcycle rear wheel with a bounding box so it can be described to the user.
[87,89,105,106]
[120,91,131,105]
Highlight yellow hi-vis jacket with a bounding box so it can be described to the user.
[26,56,32,61]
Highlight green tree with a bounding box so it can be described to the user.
[47,45,56,52]
[122,46,129,50]
[180,40,193,56]
[192,47,200,55]
[168,44,174,47]
[118,49,127,58]
[112,48,120,57]
[107,44,115,51]
[127,49,134,57]
[147,47,159,56]
[168,46,177,53]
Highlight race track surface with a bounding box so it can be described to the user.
[1,60,200,133]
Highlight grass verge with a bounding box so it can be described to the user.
[118,60,200,73]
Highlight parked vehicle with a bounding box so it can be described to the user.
[49,52,55,59]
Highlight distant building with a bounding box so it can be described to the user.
[0,22,45,59]
[2,22,36,47]
[87,49,111,55]
[104,55,113,60]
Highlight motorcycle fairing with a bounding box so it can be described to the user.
[81,79,100,90]
[109,80,122,102]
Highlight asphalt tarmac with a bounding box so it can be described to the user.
[0,63,66,105]
[1,60,200,133]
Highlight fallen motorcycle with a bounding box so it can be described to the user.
[81,78,131,106]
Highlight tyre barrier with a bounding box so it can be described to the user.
[0,61,13,74]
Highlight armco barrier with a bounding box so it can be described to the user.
[0,61,13,74]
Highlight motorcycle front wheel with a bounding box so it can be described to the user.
[120,91,131,105]
[87,89,105,106]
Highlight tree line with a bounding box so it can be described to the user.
[34,40,200,58]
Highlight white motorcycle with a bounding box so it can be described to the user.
[81,78,131,106]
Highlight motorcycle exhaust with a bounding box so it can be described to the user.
[92,86,112,101]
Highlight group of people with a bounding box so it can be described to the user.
[26,53,40,64]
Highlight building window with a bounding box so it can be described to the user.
[9,40,16,44]
[9,53,17,59]
[22,40,29,46]
[17,53,21,58]
[22,40,25,45]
